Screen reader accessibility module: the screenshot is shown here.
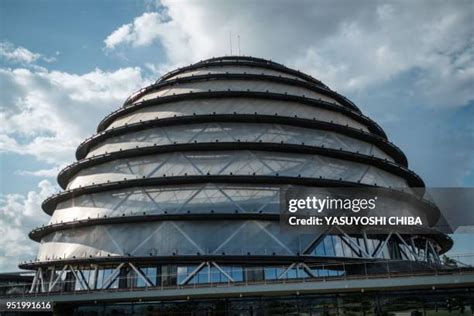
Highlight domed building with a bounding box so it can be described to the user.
[16,56,472,315]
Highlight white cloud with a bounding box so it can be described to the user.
[104,0,474,107]
[105,23,134,49]
[104,12,170,49]
[0,66,151,165]
[0,41,55,64]
[0,180,56,271]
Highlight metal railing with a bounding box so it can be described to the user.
[2,259,473,299]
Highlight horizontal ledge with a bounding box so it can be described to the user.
[19,254,405,270]
[29,213,280,242]
[158,57,327,88]
[62,142,420,190]
[98,91,380,136]
[81,114,399,163]
[43,176,433,216]
[29,212,449,243]
[125,72,359,113]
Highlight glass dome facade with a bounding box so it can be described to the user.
[23,56,451,293]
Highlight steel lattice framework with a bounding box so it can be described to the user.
[22,56,452,293]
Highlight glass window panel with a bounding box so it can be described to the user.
[314,239,327,256]
[332,236,344,257]
[210,267,222,283]
[230,267,243,282]
[264,267,277,280]
[286,268,297,279]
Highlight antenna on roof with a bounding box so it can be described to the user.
[229,32,233,55]
[238,35,241,56]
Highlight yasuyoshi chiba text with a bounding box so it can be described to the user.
[288,216,423,226]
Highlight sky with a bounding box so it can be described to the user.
[0,0,473,271]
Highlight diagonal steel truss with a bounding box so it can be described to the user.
[28,226,442,293]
